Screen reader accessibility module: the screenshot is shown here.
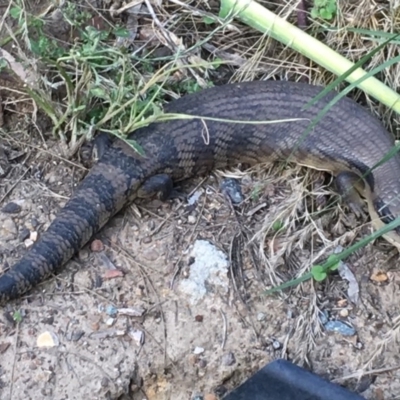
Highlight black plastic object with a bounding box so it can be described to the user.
[223,359,366,400]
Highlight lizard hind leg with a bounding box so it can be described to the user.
[335,171,366,217]
[136,174,175,201]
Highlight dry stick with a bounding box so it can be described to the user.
[9,321,20,400]
[0,166,30,204]
[333,364,400,383]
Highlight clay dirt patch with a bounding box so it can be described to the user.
[2,0,400,399]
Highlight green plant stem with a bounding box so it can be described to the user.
[219,0,400,113]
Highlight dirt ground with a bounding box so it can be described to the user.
[2,1,400,400]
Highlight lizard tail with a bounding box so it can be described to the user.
[0,144,144,304]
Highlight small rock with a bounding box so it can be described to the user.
[339,309,349,318]
[324,320,356,336]
[91,239,104,252]
[29,363,38,370]
[188,354,199,366]
[71,330,85,341]
[370,271,389,284]
[221,352,236,366]
[195,315,204,322]
[193,346,204,355]
[188,215,197,224]
[1,218,17,240]
[272,340,281,350]
[106,305,118,317]
[37,331,59,347]
[128,328,144,346]
[257,312,266,321]
[1,202,22,214]
[204,394,217,400]
[91,321,100,331]
[198,359,207,368]
[24,238,34,248]
[30,231,38,242]
[220,178,244,204]
[0,342,10,354]
[135,286,145,297]
[142,236,152,244]
[118,307,145,317]
[105,317,115,326]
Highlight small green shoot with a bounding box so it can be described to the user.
[13,310,23,323]
[311,0,337,21]
[265,215,400,295]
[272,220,285,232]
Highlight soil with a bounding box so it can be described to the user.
[2,1,400,400]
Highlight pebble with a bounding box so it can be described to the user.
[272,340,281,350]
[198,359,207,368]
[188,215,197,224]
[257,312,266,321]
[105,317,115,326]
[128,328,144,346]
[1,218,17,240]
[1,202,22,214]
[204,394,217,400]
[30,231,38,242]
[66,330,85,342]
[37,331,59,347]
[324,320,356,336]
[91,239,104,252]
[188,354,199,366]
[24,238,34,248]
[339,309,349,318]
[221,352,236,366]
[118,307,145,317]
[220,178,244,204]
[105,305,118,317]
[193,346,205,355]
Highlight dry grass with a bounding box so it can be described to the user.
[2,0,400,392]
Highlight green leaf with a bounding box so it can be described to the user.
[13,310,23,323]
[272,220,284,232]
[311,265,327,281]
[0,58,8,70]
[90,86,108,99]
[327,2,337,13]
[325,254,340,271]
[10,6,21,19]
[114,27,130,38]
[310,8,319,19]
[219,0,231,19]
[126,139,145,156]
[203,16,217,25]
